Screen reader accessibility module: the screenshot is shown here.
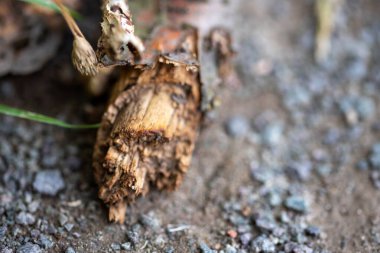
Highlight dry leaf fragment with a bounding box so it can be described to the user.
[97,0,145,66]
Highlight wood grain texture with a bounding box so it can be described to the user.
[93,26,202,223]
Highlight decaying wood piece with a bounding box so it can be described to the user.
[52,0,235,223]
[93,26,202,223]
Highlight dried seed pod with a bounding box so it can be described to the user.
[93,26,202,223]
[53,0,98,76]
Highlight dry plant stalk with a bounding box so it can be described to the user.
[53,0,98,76]
[315,0,342,63]
[93,26,202,223]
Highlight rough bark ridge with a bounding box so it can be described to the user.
[93,26,202,223]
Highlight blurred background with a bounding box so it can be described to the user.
[1,0,380,252]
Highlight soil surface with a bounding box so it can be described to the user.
[1,0,380,253]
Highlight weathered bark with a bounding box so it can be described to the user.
[93,26,202,223]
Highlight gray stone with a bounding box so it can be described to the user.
[33,170,65,196]
[30,229,40,239]
[165,246,175,253]
[284,242,313,253]
[225,116,250,137]
[285,196,308,213]
[261,123,283,146]
[305,226,321,237]
[225,245,238,253]
[199,241,215,253]
[240,233,253,246]
[121,242,132,250]
[255,215,277,232]
[286,161,313,181]
[16,243,42,253]
[110,242,121,251]
[154,235,166,247]
[1,247,13,253]
[369,143,380,170]
[39,234,54,249]
[64,223,74,232]
[267,189,282,207]
[0,225,7,237]
[59,213,68,226]
[370,171,380,189]
[316,165,332,177]
[27,201,39,213]
[16,212,35,225]
[65,247,76,253]
[139,211,161,230]
[356,96,375,120]
[251,235,275,253]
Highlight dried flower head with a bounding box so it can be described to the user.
[53,0,98,76]
[72,36,98,76]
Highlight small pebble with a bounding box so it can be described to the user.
[370,171,380,189]
[255,215,277,232]
[225,116,250,138]
[28,201,39,213]
[139,211,161,230]
[305,226,321,238]
[64,223,74,232]
[110,242,121,251]
[59,213,69,226]
[261,123,283,146]
[225,245,238,253]
[199,241,215,253]
[17,243,42,253]
[240,233,253,246]
[286,161,313,181]
[65,247,76,253]
[285,196,308,213]
[39,234,54,249]
[0,225,7,237]
[1,247,13,253]
[16,212,35,225]
[316,165,332,177]
[121,242,132,250]
[284,242,313,253]
[33,170,65,196]
[251,235,275,253]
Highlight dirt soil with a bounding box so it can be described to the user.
[1,0,380,253]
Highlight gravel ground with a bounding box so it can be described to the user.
[2,0,380,252]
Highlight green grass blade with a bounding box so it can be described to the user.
[0,104,100,130]
[19,0,82,20]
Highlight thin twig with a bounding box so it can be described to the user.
[53,0,83,37]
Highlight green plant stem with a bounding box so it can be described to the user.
[0,104,99,129]
[19,0,82,20]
